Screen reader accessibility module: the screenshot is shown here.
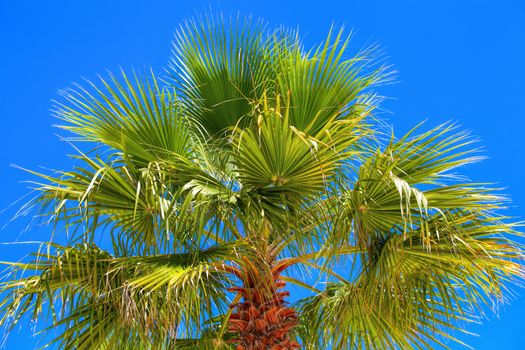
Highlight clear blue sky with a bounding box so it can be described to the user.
[1,0,524,348]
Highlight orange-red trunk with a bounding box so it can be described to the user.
[227,265,300,350]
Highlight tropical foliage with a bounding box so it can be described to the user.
[0,15,522,350]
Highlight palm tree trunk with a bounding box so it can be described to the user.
[227,260,300,350]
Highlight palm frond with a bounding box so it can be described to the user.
[170,14,276,137]
[336,123,500,251]
[297,210,522,349]
[276,26,385,135]
[0,242,240,349]
[56,69,191,166]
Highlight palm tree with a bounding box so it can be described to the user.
[0,15,523,350]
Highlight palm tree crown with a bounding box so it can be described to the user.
[0,15,522,350]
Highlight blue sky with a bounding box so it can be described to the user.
[1,0,524,348]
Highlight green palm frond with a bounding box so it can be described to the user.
[297,210,522,349]
[333,123,500,250]
[293,124,522,349]
[276,27,385,135]
[56,70,191,165]
[230,94,371,239]
[24,142,243,254]
[170,15,275,137]
[0,242,240,349]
